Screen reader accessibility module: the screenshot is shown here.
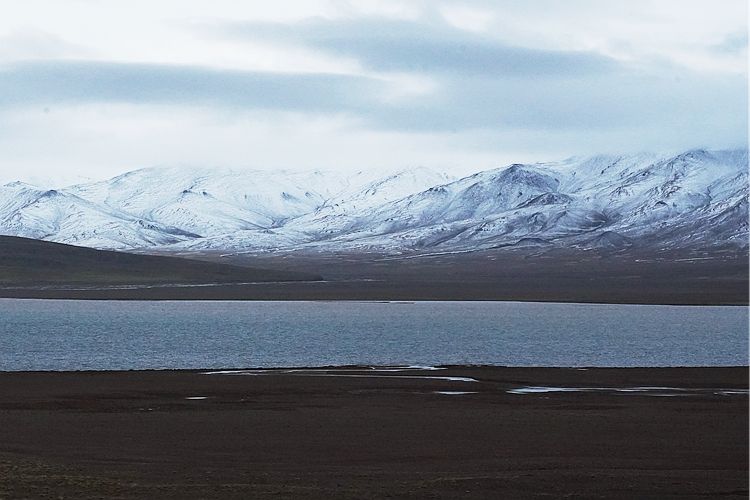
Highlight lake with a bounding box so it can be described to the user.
[0,299,746,371]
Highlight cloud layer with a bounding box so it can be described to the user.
[0,0,746,185]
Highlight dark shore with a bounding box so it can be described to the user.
[3,248,748,305]
[0,366,747,499]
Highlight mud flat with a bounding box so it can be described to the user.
[0,366,747,498]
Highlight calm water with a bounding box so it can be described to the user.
[0,299,747,371]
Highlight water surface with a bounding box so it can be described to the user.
[0,299,746,371]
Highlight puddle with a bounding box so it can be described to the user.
[508,386,748,396]
[204,368,476,383]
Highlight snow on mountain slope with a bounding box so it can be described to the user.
[279,163,566,249]
[287,149,748,253]
[0,149,746,253]
[281,167,455,238]
[67,166,338,237]
[0,182,195,249]
[324,167,455,211]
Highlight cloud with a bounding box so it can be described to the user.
[0,53,745,143]
[0,2,745,185]
[0,29,92,62]
[371,69,747,132]
[0,60,381,111]
[190,15,746,139]
[712,31,748,54]
[217,17,617,77]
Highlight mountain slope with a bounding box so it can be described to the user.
[290,149,748,253]
[0,182,196,249]
[0,149,746,254]
[0,235,320,285]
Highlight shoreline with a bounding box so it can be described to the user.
[1,363,749,374]
[0,366,746,498]
[0,292,746,306]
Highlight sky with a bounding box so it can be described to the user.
[0,0,747,186]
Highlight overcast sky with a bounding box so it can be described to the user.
[0,0,747,186]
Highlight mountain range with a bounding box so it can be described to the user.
[1,148,747,255]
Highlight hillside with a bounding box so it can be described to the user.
[0,236,321,286]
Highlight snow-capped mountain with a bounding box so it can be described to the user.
[1,149,746,254]
[0,181,195,248]
[304,149,747,253]
[66,166,335,238]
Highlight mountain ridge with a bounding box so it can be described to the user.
[1,148,747,255]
